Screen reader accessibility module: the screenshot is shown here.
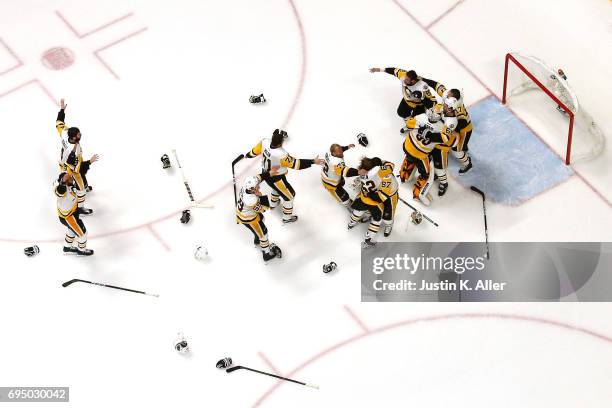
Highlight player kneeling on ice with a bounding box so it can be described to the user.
[244,129,323,224]
[236,174,281,263]
[349,157,398,247]
[400,107,457,206]
[55,172,93,256]
[321,143,360,210]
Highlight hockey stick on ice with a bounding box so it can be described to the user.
[398,196,439,227]
[171,149,214,209]
[470,186,490,260]
[61,279,159,297]
[231,154,245,206]
[226,365,318,389]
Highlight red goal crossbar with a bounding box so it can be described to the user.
[502,53,574,165]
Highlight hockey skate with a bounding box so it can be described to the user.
[383,224,393,237]
[361,238,376,249]
[282,215,298,224]
[79,207,94,215]
[438,182,448,197]
[76,248,94,256]
[63,246,78,255]
[263,244,282,263]
[458,158,472,175]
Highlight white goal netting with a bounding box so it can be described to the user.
[504,52,605,164]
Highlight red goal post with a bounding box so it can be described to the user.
[502,53,574,165]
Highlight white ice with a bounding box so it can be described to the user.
[1,0,611,407]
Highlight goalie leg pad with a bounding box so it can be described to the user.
[400,157,416,183]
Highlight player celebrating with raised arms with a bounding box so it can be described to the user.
[55,98,99,215]
[369,67,444,127]
[244,129,323,224]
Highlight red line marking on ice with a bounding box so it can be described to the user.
[146,225,171,252]
[0,79,57,104]
[281,0,307,129]
[343,305,370,333]
[55,11,134,39]
[426,0,465,29]
[93,27,148,80]
[258,352,281,375]
[252,313,612,407]
[0,0,306,244]
[0,38,24,76]
[390,0,610,207]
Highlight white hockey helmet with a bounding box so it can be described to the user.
[243,176,259,191]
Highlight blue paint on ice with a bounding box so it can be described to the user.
[448,96,574,205]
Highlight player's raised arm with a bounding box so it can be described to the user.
[245,141,263,158]
[56,98,67,136]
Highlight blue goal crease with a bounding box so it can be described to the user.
[448,96,574,206]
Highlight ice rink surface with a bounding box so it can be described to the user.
[1,0,611,407]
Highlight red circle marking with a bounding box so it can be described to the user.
[2,0,307,244]
[41,47,75,70]
[253,313,612,406]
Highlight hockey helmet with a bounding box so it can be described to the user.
[426,104,443,122]
[243,176,259,191]
[443,96,459,111]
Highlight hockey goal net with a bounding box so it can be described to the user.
[502,52,605,164]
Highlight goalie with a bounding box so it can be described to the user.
[400,106,457,205]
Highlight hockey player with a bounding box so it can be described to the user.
[442,89,473,173]
[55,172,93,256]
[369,67,444,124]
[55,99,99,215]
[400,109,457,206]
[245,129,323,223]
[236,174,281,262]
[349,157,396,247]
[321,143,359,209]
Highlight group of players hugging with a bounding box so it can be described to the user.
[50,67,472,260]
[236,67,474,262]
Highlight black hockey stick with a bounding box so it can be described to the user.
[398,196,439,227]
[226,365,318,389]
[470,186,490,260]
[61,279,159,297]
[231,154,245,206]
